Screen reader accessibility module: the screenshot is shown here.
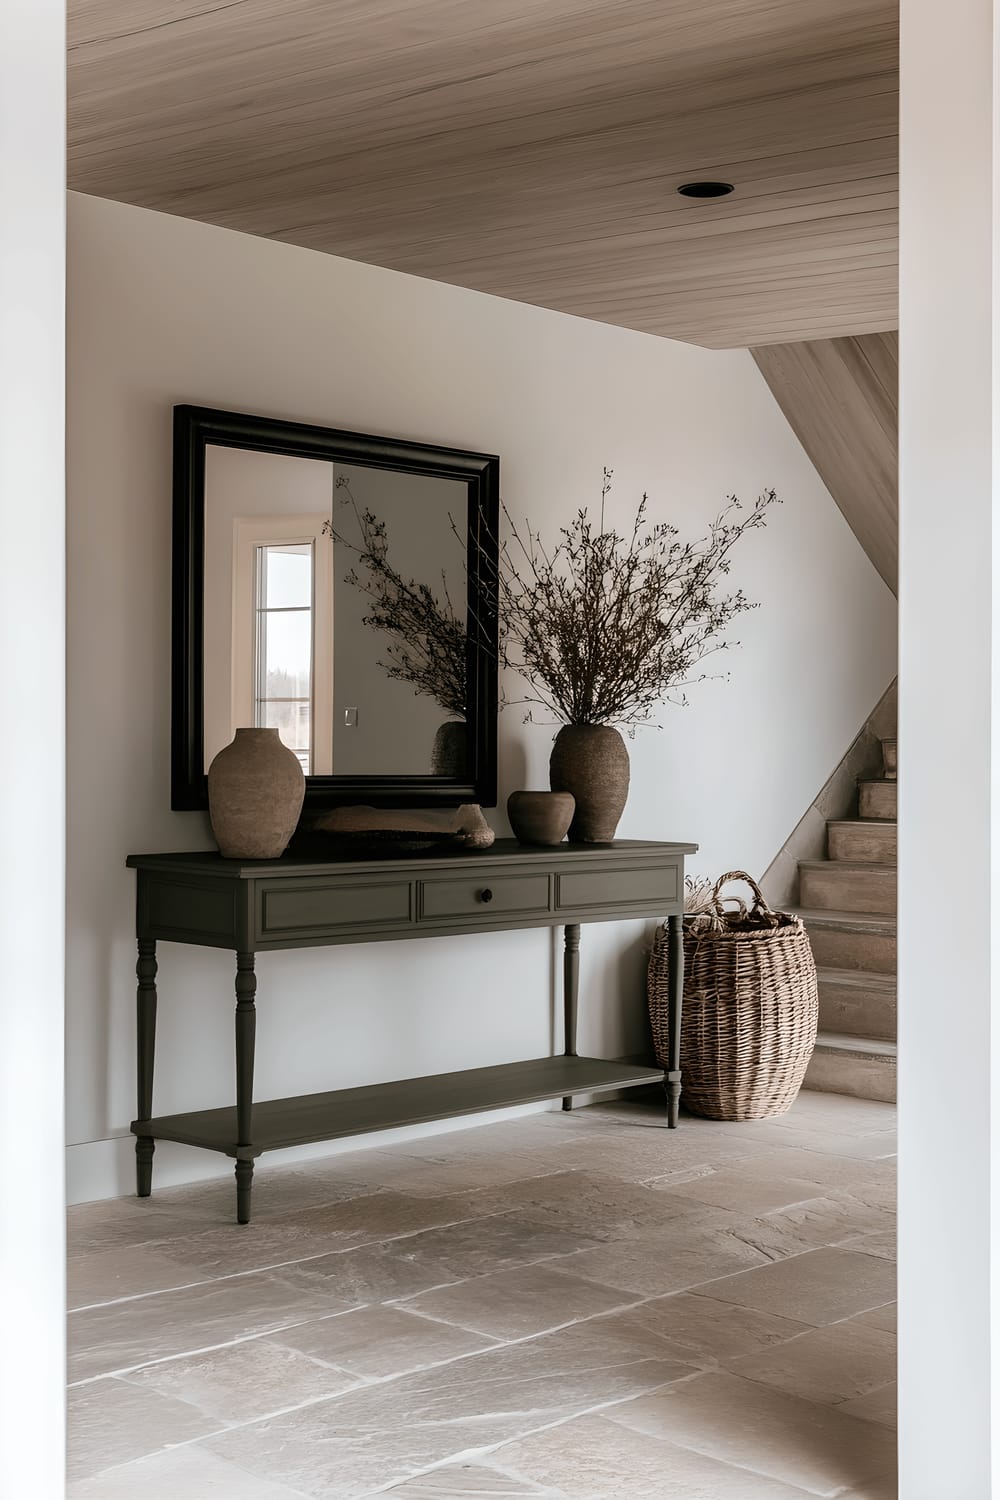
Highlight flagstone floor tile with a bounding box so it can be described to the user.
[692,1247,896,1327]
[67,1094,897,1498]
[607,1370,897,1496]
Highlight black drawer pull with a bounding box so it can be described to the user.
[479,887,494,904]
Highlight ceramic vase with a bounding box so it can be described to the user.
[507,790,575,846]
[549,724,629,842]
[208,727,305,859]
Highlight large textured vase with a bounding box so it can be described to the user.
[549,724,630,842]
[208,728,305,859]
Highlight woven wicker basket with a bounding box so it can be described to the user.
[648,870,818,1121]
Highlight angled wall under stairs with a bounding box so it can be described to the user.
[751,332,898,593]
[762,679,896,910]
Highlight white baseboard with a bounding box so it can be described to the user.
[65,1101,554,1206]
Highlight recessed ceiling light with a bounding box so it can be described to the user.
[677,181,734,199]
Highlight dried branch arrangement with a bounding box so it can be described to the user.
[324,477,467,718]
[499,470,779,730]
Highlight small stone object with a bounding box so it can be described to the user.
[881,737,897,780]
[208,728,305,859]
[507,790,575,845]
[454,804,495,848]
[550,723,630,842]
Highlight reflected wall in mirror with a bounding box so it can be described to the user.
[173,407,499,811]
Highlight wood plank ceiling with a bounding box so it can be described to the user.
[67,0,899,349]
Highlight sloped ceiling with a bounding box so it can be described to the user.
[752,332,898,592]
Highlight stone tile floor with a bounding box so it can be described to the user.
[67,1091,897,1498]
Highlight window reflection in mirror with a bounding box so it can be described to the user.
[253,541,318,773]
[202,445,469,778]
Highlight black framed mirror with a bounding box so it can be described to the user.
[172,406,499,811]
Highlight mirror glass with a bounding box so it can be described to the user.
[202,445,470,779]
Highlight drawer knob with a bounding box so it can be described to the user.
[479,887,494,904]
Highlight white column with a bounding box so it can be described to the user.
[898,1,998,1493]
[0,3,66,1497]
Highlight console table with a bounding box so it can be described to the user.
[126,838,695,1223]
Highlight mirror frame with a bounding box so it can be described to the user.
[171,405,499,811]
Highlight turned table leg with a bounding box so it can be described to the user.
[235,951,257,1224]
[666,913,683,1128]
[562,923,581,1111]
[135,939,157,1196]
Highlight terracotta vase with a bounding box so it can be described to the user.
[549,724,630,842]
[507,790,575,846]
[431,720,467,776]
[208,728,305,859]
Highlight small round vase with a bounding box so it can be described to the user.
[208,728,305,859]
[549,724,630,842]
[507,790,575,846]
[431,720,467,776]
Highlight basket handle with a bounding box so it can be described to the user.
[711,870,774,921]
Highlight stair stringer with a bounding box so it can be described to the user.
[760,678,896,910]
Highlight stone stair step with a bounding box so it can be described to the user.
[827,819,897,865]
[817,967,896,1042]
[795,908,896,975]
[859,779,897,820]
[799,861,896,915]
[804,1031,897,1104]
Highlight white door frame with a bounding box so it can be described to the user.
[0,2,67,1496]
[899,0,1000,1492]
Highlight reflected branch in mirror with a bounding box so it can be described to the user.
[323,476,467,720]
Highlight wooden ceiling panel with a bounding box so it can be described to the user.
[67,0,899,348]
[752,332,898,588]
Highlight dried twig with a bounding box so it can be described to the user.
[497,469,779,730]
[324,477,467,718]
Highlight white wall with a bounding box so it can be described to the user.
[1,3,66,1496]
[898,0,997,1491]
[66,190,896,1201]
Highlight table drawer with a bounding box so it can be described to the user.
[257,878,413,940]
[556,862,679,914]
[143,874,240,945]
[418,872,550,922]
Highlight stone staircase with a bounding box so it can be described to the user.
[795,739,897,1102]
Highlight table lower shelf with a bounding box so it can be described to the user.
[131,1054,666,1159]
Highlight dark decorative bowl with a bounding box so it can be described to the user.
[288,827,462,859]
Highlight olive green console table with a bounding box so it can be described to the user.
[126,838,695,1223]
